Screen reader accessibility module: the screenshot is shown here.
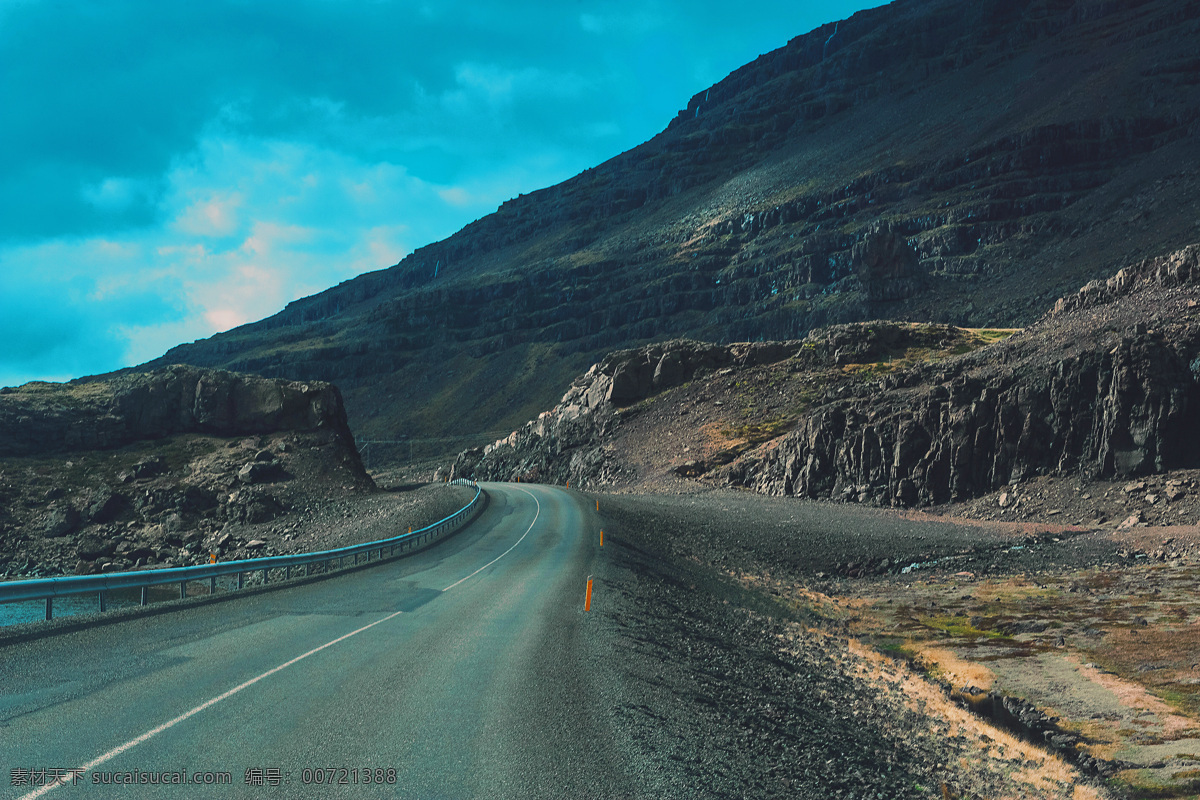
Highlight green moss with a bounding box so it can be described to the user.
[723,418,794,444]
[920,614,1010,640]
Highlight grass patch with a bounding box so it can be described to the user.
[722,417,794,445]
[839,325,1022,378]
[920,614,1012,640]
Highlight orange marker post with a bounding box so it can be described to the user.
[599,530,604,547]
[584,576,593,611]
[596,499,599,512]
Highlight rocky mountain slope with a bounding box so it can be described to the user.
[452,243,1200,511]
[0,367,379,578]
[131,0,1200,454]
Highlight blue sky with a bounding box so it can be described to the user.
[0,0,882,387]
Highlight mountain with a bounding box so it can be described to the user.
[450,244,1200,510]
[141,0,1200,458]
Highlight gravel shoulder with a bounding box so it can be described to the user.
[236,481,478,555]
[590,487,1131,799]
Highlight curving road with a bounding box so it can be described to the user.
[0,483,627,799]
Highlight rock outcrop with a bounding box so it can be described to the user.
[0,366,372,579]
[0,365,352,457]
[455,244,1200,507]
[450,339,806,486]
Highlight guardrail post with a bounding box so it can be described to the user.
[261,568,267,585]
[140,587,148,606]
[210,576,216,594]
[237,572,244,590]
[285,565,291,580]
[179,581,186,599]
[45,597,52,621]
[98,591,106,613]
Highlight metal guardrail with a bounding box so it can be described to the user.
[0,480,482,623]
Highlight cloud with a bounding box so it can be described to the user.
[81,178,152,214]
[173,192,243,238]
[0,0,887,385]
[0,130,484,386]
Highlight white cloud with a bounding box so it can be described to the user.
[438,186,473,207]
[173,191,243,238]
[81,177,148,213]
[577,8,665,36]
[443,63,591,115]
[0,129,507,380]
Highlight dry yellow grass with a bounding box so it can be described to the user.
[839,637,1093,799]
[910,644,998,694]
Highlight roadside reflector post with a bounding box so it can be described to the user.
[584,576,593,611]
[209,553,216,564]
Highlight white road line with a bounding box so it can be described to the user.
[442,485,540,592]
[19,483,544,800]
[17,610,405,800]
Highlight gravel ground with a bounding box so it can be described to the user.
[256,482,478,555]
[590,487,1115,799]
[593,487,1124,582]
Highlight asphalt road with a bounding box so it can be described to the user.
[0,483,624,799]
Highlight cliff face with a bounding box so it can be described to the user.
[0,365,352,458]
[454,244,1200,507]
[449,338,809,486]
[140,0,1200,452]
[0,366,372,579]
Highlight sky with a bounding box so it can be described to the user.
[0,0,883,388]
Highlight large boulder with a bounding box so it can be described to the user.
[0,366,357,458]
[43,504,81,538]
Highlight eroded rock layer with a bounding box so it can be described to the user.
[455,244,1200,506]
[0,365,351,457]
